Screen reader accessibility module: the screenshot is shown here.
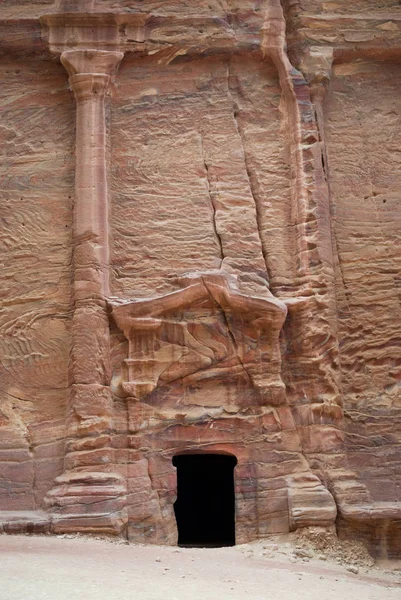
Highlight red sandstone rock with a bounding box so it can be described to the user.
[0,0,400,557]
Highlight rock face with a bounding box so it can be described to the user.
[0,0,400,557]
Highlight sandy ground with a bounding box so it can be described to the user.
[0,534,400,600]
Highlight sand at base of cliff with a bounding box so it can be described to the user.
[0,532,400,600]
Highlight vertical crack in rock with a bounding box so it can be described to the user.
[310,101,351,315]
[199,136,224,268]
[202,278,253,385]
[312,105,329,183]
[333,232,352,314]
[314,104,350,314]
[306,68,351,328]
[226,60,271,284]
[319,141,329,186]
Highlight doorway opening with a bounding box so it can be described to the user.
[173,453,237,547]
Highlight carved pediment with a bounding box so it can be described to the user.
[109,273,287,404]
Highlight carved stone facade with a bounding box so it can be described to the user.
[0,1,400,557]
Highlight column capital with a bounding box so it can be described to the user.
[68,73,110,101]
[61,49,124,101]
[61,49,124,78]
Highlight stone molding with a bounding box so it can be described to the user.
[40,12,148,53]
[110,272,288,403]
[61,48,124,77]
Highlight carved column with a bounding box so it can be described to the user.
[44,50,128,534]
[61,50,122,413]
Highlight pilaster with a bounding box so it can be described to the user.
[44,48,127,534]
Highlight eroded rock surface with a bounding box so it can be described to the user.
[0,0,400,557]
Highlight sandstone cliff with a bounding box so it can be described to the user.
[0,0,400,557]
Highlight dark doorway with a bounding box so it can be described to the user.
[173,453,237,547]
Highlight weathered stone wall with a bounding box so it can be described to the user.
[325,61,401,502]
[110,53,289,299]
[0,57,74,510]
